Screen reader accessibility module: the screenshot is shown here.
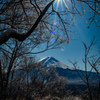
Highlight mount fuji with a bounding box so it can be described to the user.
[39,56,73,70]
[39,57,98,84]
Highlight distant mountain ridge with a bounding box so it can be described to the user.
[39,57,98,84]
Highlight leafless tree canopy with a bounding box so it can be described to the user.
[0,0,100,45]
[70,38,100,100]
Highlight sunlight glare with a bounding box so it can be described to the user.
[58,0,61,2]
[63,0,69,10]
[53,21,57,26]
[61,47,64,51]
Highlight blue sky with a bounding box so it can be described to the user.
[36,0,100,70]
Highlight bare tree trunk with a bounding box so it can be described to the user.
[87,82,92,100]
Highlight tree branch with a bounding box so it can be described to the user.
[0,0,55,45]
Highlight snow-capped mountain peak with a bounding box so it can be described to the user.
[39,57,74,70]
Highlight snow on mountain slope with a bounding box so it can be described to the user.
[39,57,74,70]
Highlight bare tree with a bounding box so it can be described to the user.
[0,1,70,95]
[70,38,100,100]
[5,56,67,100]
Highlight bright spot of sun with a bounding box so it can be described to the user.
[58,0,61,2]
